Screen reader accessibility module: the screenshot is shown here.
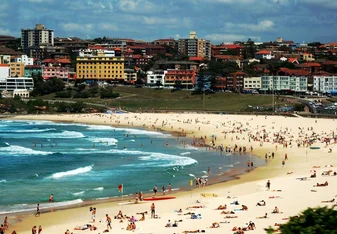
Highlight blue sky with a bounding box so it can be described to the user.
[1,0,336,44]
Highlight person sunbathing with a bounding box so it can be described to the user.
[224,215,238,218]
[310,172,316,178]
[269,196,282,199]
[256,213,268,219]
[315,181,328,187]
[274,223,281,226]
[312,166,320,168]
[256,200,266,206]
[321,198,335,203]
[221,210,235,214]
[187,205,205,209]
[183,230,201,233]
[216,204,227,210]
[272,189,282,192]
[230,201,239,205]
[128,215,137,222]
[184,212,195,215]
[176,208,183,213]
[272,206,280,214]
[210,222,220,228]
[165,220,172,227]
[287,171,294,175]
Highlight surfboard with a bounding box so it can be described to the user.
[143,196,176,201]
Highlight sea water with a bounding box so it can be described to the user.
[0,119,265,214]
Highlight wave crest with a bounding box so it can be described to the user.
[50,165,93,179]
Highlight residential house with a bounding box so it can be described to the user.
[9,62,25,77]
[300,52,315,62]
[11,54,34,66]
[295,62,321,74]
[124,68,137,84]
[211,44,243,57]
[152,39,176,47]
[254,50,275,60]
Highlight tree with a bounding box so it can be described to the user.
[173,79,182,91]
[193,70,211,94]
[267,207,337,234]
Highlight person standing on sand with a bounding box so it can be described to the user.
[91,207,96,223]
[168,183,172,193]
[106,214,112,230]
[38,225,42,234]
[35,204,40,217]
[32,226,37,234]
[151,203,156,218]
[266,180,271,191]
[153,185,158,196]
[162,185,166,195]
[207,167,210,176]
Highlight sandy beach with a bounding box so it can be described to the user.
[3,113,337,234]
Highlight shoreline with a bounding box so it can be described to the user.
[0,117,263,217]
[4,113,337,234]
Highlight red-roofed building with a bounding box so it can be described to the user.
[42,66,69,80]
[42,58,71,67]
[214,55,241,61]
[226,71,247,92]
[278,67,310,76]
[124,54,152,67]
[189,56,204,62]
[300,52,315,62]
[288,58,299,64]
[296,62,321,73]
[254,50,275,60]
[212,44,243,57]
[212,77,227,90]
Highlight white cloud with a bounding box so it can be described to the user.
[143,17,178,25]
[301,0,337,9]
[205,33,261,43]
[99,23,118,31]
[226,20,275,32]
[27,0,55,2]
[118,0,156,13]
[61,23,93,33]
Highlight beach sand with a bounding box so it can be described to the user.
[4,113,337,234]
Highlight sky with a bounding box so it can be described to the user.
[0,0,336,44]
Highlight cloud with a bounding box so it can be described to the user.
[226,20,275,32]
[143,17,178,25]
[204,33,261,43]
[99,23,119,31]
[118,0,156,13]
[61,23,93,33]
[301,0,337,10]
[0,27,12,35]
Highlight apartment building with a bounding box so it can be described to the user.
[9,62,25,77]
[226,71,247,92]
[313,76,337,93]
[244,77,261,90]
[178,31,211,60]
[0,77,34,91]
[260,76,307,93]
[124,68,137,84]
[164,69,196,89]
[76,54,125,81]
[42,66,69,80]
[21,24,54,55]
[24,65,42,77]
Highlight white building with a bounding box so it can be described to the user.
[313,76,337,93]
[244,77,261,90]
[11,55,34,66]
[0,77,34,91]
[261,76,307,92]
[13,89,30,98]
[146,70,167,86]
[0,65,10,78]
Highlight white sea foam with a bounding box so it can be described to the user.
[87,125,115,130]
[137,152,197,167]
[0,179,6,183]
[0,199,83,215]
[50,165,93,179]
[72,191,85,196]
[120,128,169,136]
[51,131,85,139]
[11,128,56,133]
[94,187,104,191]
[189,173,196,178]
[0,145,53,156]
[180,152,191,155]
[88,137,118,145]
[224,164,234,168]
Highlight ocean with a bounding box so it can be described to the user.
[0,119,265,214]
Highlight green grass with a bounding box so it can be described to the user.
[104,87,288,111]
[36,86,292,112]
